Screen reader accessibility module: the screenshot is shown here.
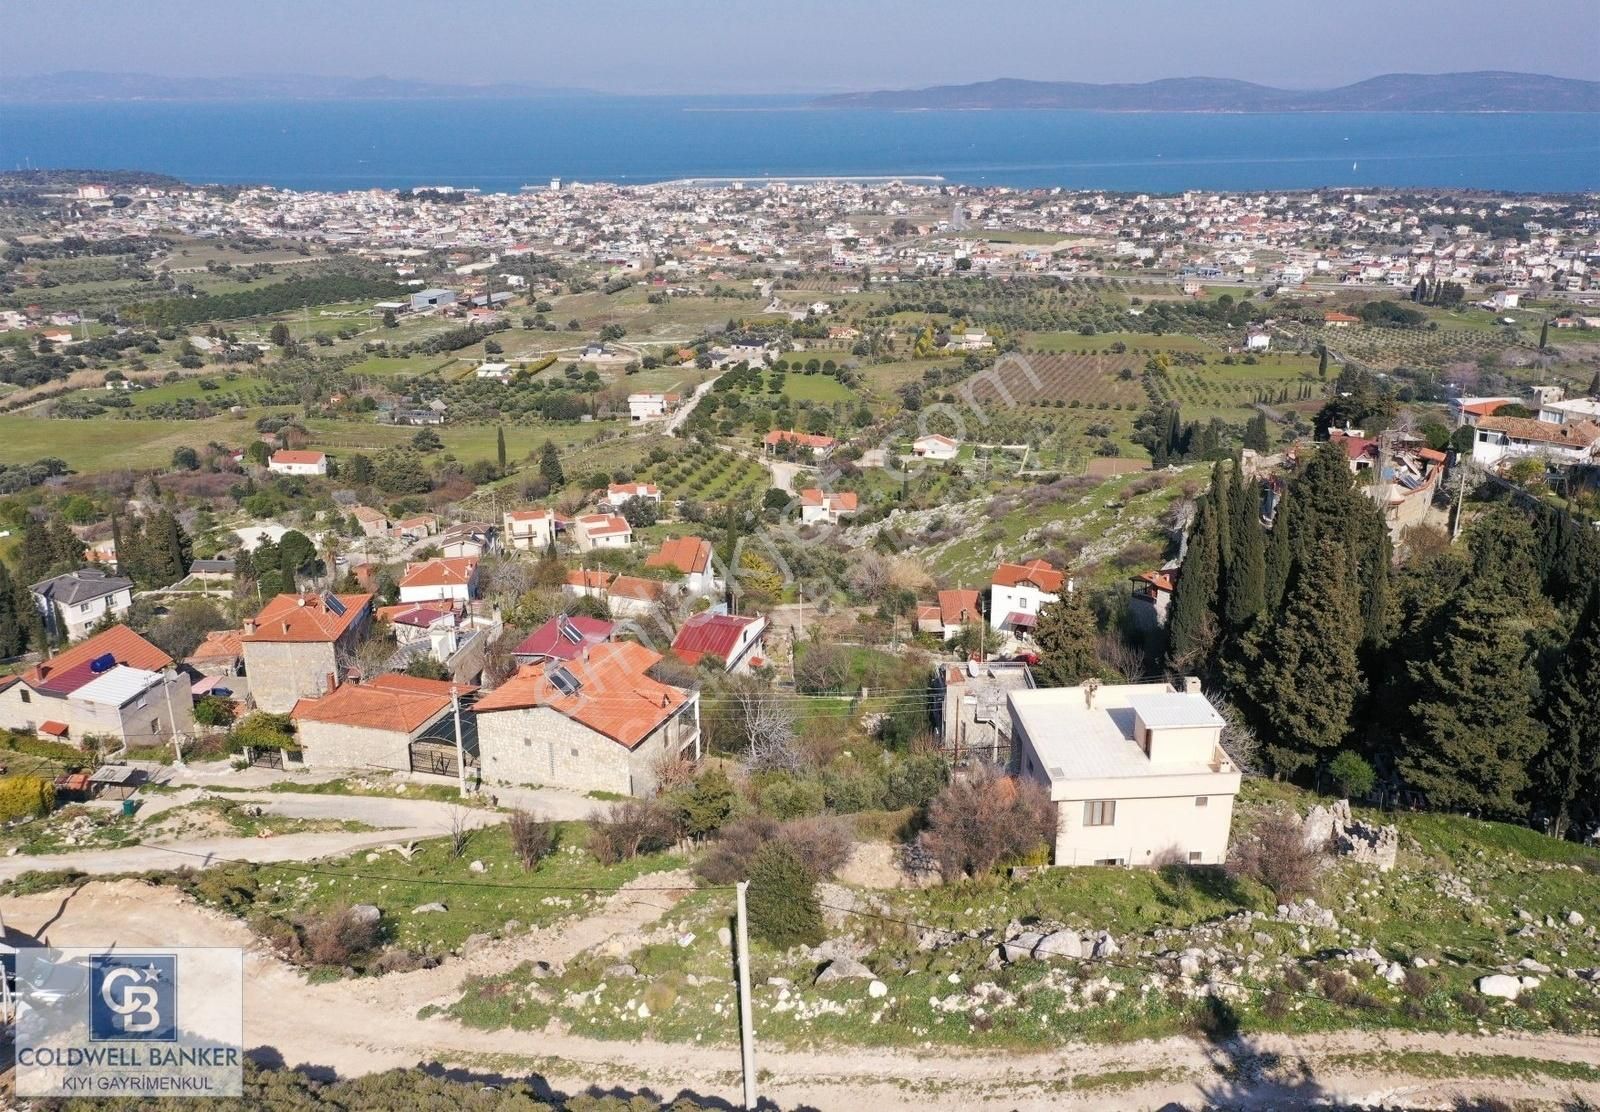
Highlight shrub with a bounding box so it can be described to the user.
[668,766,737,839]
[820,761,886,813]
[0,775,56,822]
[696,814,852,885]
[299,905,381,967]
[1327,751,1376,800]
[919,765,1057,881]
[508,811,554,870]
[586,799,676,865]
[884,752,949,810]
[754,775,826,820]
[1227,813,1322,902]
[746,841,824,949]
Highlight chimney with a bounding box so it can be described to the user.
[1083,677,1101,709]
[326,672,337,694]
[244,619,256,635]
[1183,675,1203,695]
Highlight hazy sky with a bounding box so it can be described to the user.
[6,0,1597,94]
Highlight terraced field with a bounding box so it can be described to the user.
[638,443,771,503]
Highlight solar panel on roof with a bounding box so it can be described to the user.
[558,617,584,643]
[323,593,347,616]
[548,666,582,696]
[89,652,116,674]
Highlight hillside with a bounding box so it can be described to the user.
[812,71,1600,112]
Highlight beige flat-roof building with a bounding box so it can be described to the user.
[1009,679,1240,868]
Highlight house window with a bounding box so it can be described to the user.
[20,689,30,704]
[1083,800,1116,827]
[1093,857,1124,866]
[1195,796,1208,807]
[1189,851,1203,863]
[79,602,91,613]
[150,719,159,735]
[570,747,579,758]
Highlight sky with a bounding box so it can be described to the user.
[5,0,1597,95]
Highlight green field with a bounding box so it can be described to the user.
[781,373,857,403]
[1025,331,1217,354]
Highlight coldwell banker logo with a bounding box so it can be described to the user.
[89,954,178,1042]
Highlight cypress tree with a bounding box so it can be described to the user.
[1317,344,1329,378]
[1224,463,1265,628]
[1400,585,1546,818]
[16,577,45,654]
[0,561,19,658]
[1167,496,1221,667]
[1538,319,1549,351]
[1535,584,1600,839]
[538,440,564,488]
[1033,589,1101,687]
[496,426,508,472]
[1263,486,1296,614]
[1251,539,1362,777]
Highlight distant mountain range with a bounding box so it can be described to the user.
[0,71,599,102]
[811,72,1600,113]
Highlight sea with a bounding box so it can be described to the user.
[2,96,1597,194]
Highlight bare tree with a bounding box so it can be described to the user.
[1209,691,1261,774]
[733,681,805,774]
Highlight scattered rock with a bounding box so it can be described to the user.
[411,902,448,915]
[1002,931,1046,963]
[349,904,382,925]
[461,932,493,958]
[1296,799,1398,871]
[1518,958,1552,974]
[868,979,888,999]
[1090,931,1120,959]
[718,926,732,947]
[637,1003,650,1020]
[1567,910,1585,927]
[677,932,696,948]
[468,860,486,873]
[605,963,638,978]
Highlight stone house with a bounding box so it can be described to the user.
[240,592,374,713]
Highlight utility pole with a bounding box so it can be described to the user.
[163,669,185,768]
[451,685,467,798]
[734,881,758,1111]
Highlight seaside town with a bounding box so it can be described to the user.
[1,115,1599,1112]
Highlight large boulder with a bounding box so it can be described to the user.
[814,955,874,984]
[1002,931,1046,963]
[1476,974,1523,999]
[349,904,382,925]
[1090,931,1120,959]
[1033,931,1083,960]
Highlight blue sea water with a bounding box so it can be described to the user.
[1,96,1596,193]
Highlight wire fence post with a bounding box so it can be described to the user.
[735,880,758,1110]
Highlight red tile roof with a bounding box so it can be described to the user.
[39,720,69,738]
[243,594,372,644]
[1476,415,1600,449]
[475,641,688,748]
[26,625,173,694]
[400,557,479,590]
[291,673,470,735]
[937,589,981,627]
[567,569,614,591]
[377,602,456,627]
[671,612,763,666]
[799,488,859,511]
[575,513,632,538]
[992,559,1065,594]
[186,628,244,664]
[646,536,713,577]
[609,575,668,603]
[269,450,326,466]
[513,615,614,660]
[765,430,836,449]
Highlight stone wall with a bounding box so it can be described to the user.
[243,640,339,714]
[476,702,697,796]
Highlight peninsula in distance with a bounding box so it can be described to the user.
[812,70,1600,112]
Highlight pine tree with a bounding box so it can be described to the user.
[16,577,45,654]
[1167,496,1221,667]
[496,426,508,472]
[1224,463,1265,628]
[1400,585,1546,818]
[1032,589,1101,687]
[538,440,564,488]
[1251,539,1362,777]
[1535,584,1600,839]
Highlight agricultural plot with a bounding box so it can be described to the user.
[1308,324,1535,369]
[639,444,771,504]
[963,351,1148,409]
[1024,331,1216,354]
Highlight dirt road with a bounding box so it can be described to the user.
[5,880,1597,1110]
[0,793,505,881]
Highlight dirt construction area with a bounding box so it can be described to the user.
[5,879,1600,1110]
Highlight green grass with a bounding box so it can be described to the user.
[0,412,249,469]
[781,374,857,403]
[447,780,1600,1053]
[1025,331,1215,354]
[235,822,685,956]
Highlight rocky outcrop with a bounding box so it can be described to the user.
[1300,799,1398,872]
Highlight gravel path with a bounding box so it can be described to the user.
[6,880,1598,1110]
